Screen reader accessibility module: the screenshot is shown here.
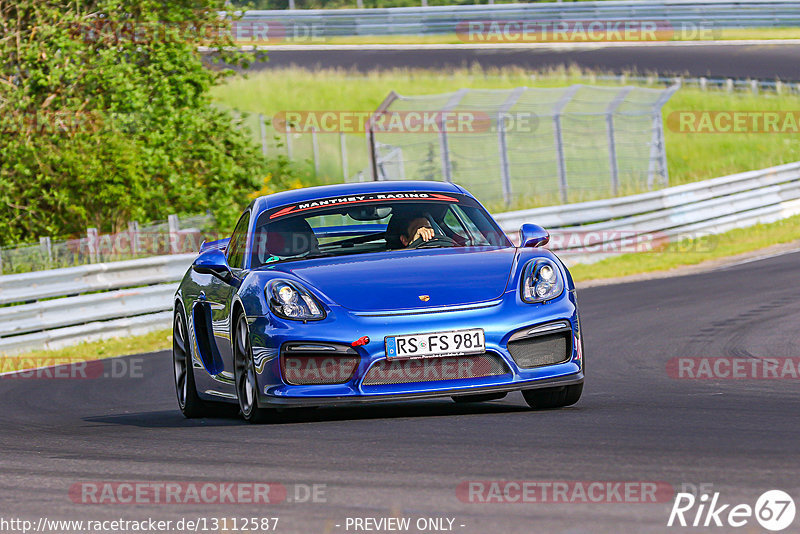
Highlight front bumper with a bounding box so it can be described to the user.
[248,289,583,407]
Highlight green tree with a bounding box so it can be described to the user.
[0,0,299,244]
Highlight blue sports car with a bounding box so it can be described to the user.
[173,181,584,422]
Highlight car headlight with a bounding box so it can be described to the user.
[521,258,564,303]
[266,280,325,321]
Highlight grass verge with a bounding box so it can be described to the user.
[569,214,800,282]
[0,329,172,373]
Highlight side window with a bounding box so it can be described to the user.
[226,211,250,270]
[443,208,468,241]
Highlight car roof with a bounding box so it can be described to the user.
[252,180,467,213]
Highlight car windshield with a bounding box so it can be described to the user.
[249,192,511,268]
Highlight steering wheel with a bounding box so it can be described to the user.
[407,235,457,249]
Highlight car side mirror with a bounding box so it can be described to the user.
[193,248,234,282]
[519,224,550,248]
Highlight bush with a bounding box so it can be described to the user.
[0,0,303,244]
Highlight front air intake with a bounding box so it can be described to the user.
[362,353,509,386]
[507,328,572,369]
[280,343,360,385]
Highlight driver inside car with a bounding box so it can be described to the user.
[385,211,436,249]
[401,216,435,247]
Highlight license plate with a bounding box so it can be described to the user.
[385,329,485,360]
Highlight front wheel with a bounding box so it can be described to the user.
[234,314,274,424]
[173,307,209,418]
[522,383,583,409]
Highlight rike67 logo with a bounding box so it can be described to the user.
[668,490,796,531]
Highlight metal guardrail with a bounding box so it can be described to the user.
[0,255,194,354]
[495,161,800,263]
[240,0,800,37]
[2,161,800,355]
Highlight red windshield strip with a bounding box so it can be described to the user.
[268,193,459,220]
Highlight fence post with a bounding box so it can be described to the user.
[438,125,452,183]
[311,126,320,177]
[497,117,511,205]
[340,132,349,180]
[259,114,268,157]
[0,248,3,274]
[39,236,52,266]
[168,214,180,254]
[129,221,140,256]
[496,87,525,206]
[647,84,680,188]
[437,89,467,184]
[605,87,633,196]
[87,227,99,263]
[552,85,579,204]
[286,127,293,160]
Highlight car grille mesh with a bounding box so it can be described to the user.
[508,332,571,369]
[281,354,360,385]
[362,354,509,386]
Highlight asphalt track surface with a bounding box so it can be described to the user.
[2,249,799,533]
[248,42,800,80]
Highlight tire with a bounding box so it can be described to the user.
[522,383,583,409]
[173,306,210,418]
[452,392,508,403]
[234,313,274,424]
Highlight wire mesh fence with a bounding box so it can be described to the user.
[247,75,794,196]
[361,84,677,210]
[0,214,216,275]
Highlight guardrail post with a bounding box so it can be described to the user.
[0,248,4,274]
[552,86,579,203]
[340,132,349,180]
[606,87,633,196]
[39,237,52,266]
[311,126,320,177]
[168,214,180,255]
[259,114,268,156]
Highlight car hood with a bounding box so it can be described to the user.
[273,247,517,312]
